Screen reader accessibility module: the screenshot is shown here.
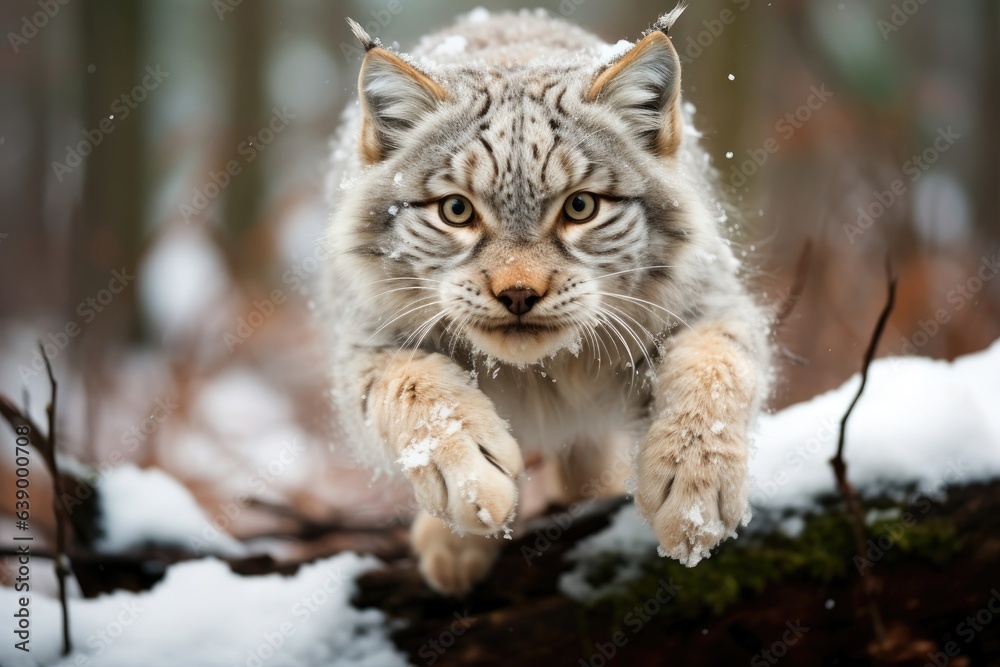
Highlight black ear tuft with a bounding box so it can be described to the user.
[346,17,380,51]
[647,4,687,37]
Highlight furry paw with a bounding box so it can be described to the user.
[635,418,750,567]
[411,511,501,596]
[397,402,523,535]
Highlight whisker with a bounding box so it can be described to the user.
[594,291,700,338]
[367,299,445,341]
[604,302,657,343]
[349,286,438,313]
[402,309,452,372]
[580,265,676,284]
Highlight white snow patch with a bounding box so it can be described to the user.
[750,338,1000,509]
[138,228,230,340]
[710,420,726,435]
[94,464,244,556]
[684,503,704,527]
[396,435,440,472]
[559,505,659,601]
[595,39,633,65]
[433,35,467,57]
[392,172,403,186]
[0,554,406,667]
[387,204,399,216]
[465,7,490,23]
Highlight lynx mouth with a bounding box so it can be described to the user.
[476,321,565,336]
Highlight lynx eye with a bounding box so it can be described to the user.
[439,195,475,226]
[563,192,598,222]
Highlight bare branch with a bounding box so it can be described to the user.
[829,262,897,649]
[39,343,72,656]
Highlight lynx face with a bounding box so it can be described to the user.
[335,11,703,366]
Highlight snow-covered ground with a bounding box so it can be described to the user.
[561,339,1000,600]
[3,341,1000,663]
[0,554,407,667]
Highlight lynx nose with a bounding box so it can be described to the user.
[496,287,541,315]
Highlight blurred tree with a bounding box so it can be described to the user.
[79,0,145,342]
[222,0,265,256]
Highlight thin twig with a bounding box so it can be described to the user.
[830,263,897,648]
[39,344,72,656]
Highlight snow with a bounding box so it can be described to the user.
[94,464,245,557]
[392,172,403,186]
[396,434,440,472]
[465,7,490,23]
[560,340,1000,599]
[0,554,407,667]
[396,403,465,472]
[433,35,468,57]
[560,505,658,601]
[750,339,1000,510]
[138,227,230,341]
[595,39,633,65]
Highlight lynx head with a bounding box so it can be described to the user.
[336,9,713,366]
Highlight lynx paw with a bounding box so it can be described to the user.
[412,511,501,596]
[635,419,750,567]
[397,403,523,535]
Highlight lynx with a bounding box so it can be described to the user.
[323,7,771,595]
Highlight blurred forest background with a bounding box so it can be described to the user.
[1,0,999,604]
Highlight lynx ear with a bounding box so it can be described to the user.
[587,23,684,157]
[348,18,447,165]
